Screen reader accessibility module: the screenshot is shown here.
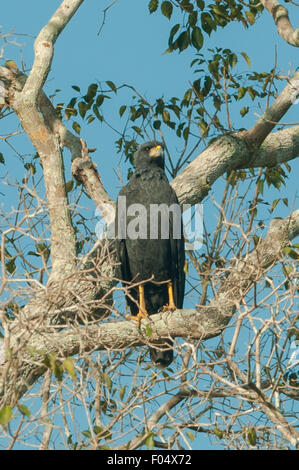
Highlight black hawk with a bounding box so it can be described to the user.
[116,141,185,367]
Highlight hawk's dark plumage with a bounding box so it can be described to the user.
[116,141,185,367]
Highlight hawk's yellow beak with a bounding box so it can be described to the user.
[149,145,163,158]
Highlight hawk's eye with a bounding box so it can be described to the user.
[144,147,150,151]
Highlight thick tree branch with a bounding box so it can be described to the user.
[39,92,115,210]
[172,127,299,206]
[261,0,299,46]
[14,85,77,278]
[0,6,87,279]
[1,210,298,407]
[172,74,299,205]
[0,66,115,214]
[70,140,116,210]
[23,0,85,103]
[244,72,299,145]
[239,125,299,169]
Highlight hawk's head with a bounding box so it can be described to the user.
[134,141,164,170]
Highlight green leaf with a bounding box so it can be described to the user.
[248,87,256,100]
[153,119,161,129]
[199,118,208,137]
[119,105,127,117]
[93,105,104,122]
[196,0,205,9]
[85,83,98,102]
[37,243,50,262]
[183,88,192,106]
[162,109,170,123]
[65,180,74,193]
[148,0,159,13]
[245,11,255,25]
[18,404,31,418]
[156,98,165,114]
[213,427,223,439]
[169,104,180,119]
[5,60,18,71]
[63,357,76,381]
[24,162,36,175]
[240,106,249,117]
[247,428,257,446]
[103,373,112,390]
[132,125,143,136]
[0,406,12,427]
[93,425,102,436]
[161,1,173,19]
[186,431,195,441]
[168,23,180,49]
[201,12,215,35]
[285,249,299,260]
[256,179,264,195]
[78,101,88,118]
[191,27,204,50]
[96,94,105,107]
[270,198,280,213]
[188,11,198,28]
[193,78,201,95]
[184,260,188,274]
[229,53,238,68]
[72,122,81,135]
[282,264,293,277]
[65,98,77,120]
[202,76,212,96]
[106,80,117,93]
[72,85,81,92]
[177,30,190,52]
[6,259,16,274]
[145,325,153,337]
[241,52,251,67]
[0,153,4,164]
[53,361,64,382]
[183,126,190,141]
[253,234,260,247]
[145,433,154,450]
[119,386,126,400]
[237,87,247,100]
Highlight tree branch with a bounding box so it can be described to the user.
[0,5,88,279]
[172,73,299,205]
[244,72,299,145]
[23,0,85,103]
[1,210,298,407]
[261,0,299,47]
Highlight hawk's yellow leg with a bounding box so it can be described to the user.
[126,285,149,321]
[162,282,176,311]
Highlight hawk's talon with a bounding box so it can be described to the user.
[126,310,148,322]
[162,282,177,311]
[126,285,149,321]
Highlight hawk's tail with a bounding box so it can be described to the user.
[149,339,173,368]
